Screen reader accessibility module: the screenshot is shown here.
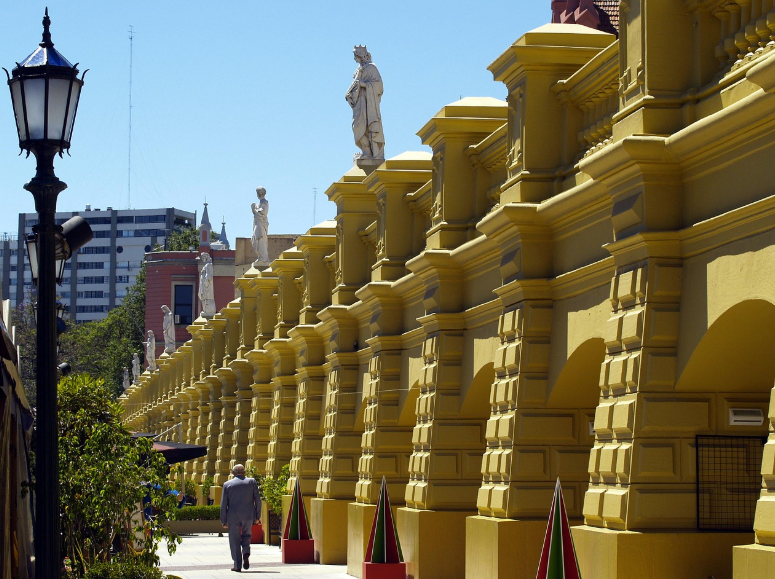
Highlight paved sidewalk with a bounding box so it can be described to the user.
[158,533,350,579]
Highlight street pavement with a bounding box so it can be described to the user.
[158,533,351,579]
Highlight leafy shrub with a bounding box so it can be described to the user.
[258,464,290,514]
[173,466,184,492]
[171,505,221,521]
[58,374,180,576]
[183,479,198,500]
[84,559,163,579]
[201,477,214,504]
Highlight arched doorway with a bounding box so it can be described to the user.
[676,299,775,533]
[547,337,606,520]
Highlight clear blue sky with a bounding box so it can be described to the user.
[0,2,547,241]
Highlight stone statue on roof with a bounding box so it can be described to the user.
[161,305,176,353]
[252,187,270,265]
[132,352,140,383]
[198,252,216,318]
[346,45,385,161]
[145,330,156,371]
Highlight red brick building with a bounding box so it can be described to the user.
[144,247,236,363]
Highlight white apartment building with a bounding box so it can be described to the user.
[0,206,196,322]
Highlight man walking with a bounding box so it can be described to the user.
[220,464,261,572]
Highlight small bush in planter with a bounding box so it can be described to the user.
[183,479,198,505]
[84,558,163,579]
[172,505,221,521]
[260,464,290,514]
[201,477,214,506]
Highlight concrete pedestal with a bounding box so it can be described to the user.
[211,485,223,506]
[311,498,349,564]
[348,502,377,578]
[397,508,471,579]
[355,157,384,176]
[465,516,546,579]
[734,544,775,579]
[573,525,754,579]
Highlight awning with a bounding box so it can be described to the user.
[130,432,207,464]
[150,440,208,464]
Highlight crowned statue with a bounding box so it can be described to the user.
[346,45,385,162]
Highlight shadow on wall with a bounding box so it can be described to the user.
[676,299,775,393]
[548,338,606,409]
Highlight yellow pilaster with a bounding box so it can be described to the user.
[228,359,254,467]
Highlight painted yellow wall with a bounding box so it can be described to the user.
[120,5,775,579]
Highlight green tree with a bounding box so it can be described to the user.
[165,226,199,251]
[13,300,80,405]
[162,225,218,251]
[14,263,147,400]
[58,374,180,575]
[252,464,290,514]
[59,264,146,397]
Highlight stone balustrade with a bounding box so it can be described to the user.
[687,0,775,72]
[553,40,619,162]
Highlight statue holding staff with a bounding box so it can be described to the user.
[346,45,385,160]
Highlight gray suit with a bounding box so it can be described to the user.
[220,476,261,570]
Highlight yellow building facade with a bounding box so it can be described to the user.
[122,3,775,578]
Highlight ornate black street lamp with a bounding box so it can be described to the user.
[4,9,85,578]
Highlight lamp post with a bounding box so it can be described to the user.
[4,10,85,578]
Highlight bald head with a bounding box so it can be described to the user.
[232,464,246,476]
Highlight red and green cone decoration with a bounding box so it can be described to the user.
[535,478,581,579]
[365,476,404,564]
[283,477,312,541]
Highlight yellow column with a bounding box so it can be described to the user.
[324,167,375,307]
[228,359,255,468]
[288,326,327,494]
[184,386,200,478]
[265,340,297,477]
[467,205,585,579]
[214,367,238,484]
[244,272,279,474]
[314,306,361,565]
[245,349,273,473]
[736,382,775,575]
[265,249,305,477]
[192,380,211,484]
[350,339,413,577]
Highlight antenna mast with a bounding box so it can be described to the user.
[312,187,317,226]
[127,25,134,209]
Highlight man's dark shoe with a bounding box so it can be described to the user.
[230,568,241,572]
[243,553,250,569]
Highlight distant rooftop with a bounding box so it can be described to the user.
[551,1,619,37]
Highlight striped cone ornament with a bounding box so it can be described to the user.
[535,478,581,579]
[283,477,312,541]
[365,476,403,564]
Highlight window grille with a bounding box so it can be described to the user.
[696,435,766,531]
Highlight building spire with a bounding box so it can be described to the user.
[199,201,211,248]
[219,218,230,250]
